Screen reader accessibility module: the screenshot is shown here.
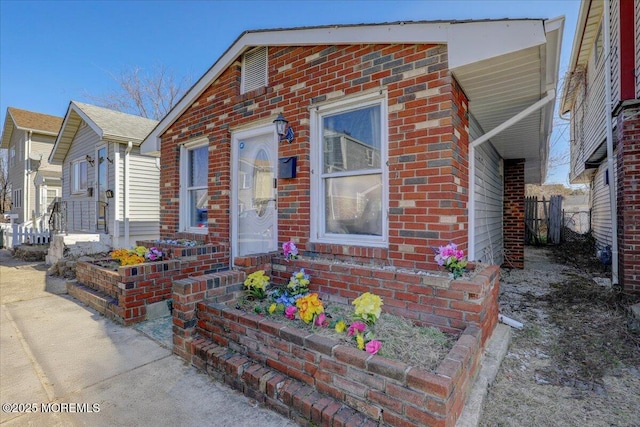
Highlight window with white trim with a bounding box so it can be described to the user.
[311,94,388,246]
[13,188,22,208]
[241,47,268,94]
[180,140,208,232]
[71,159,88,194]
[9,147,15,167]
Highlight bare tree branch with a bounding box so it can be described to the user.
[84,64,191,120]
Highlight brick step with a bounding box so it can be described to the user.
[66,280,123,323]
[190,336,381,427]
[173,270,246,305]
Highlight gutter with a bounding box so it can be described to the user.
[603,0,619,286]
[468,89,556,261]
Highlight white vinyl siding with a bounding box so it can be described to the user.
[569,34,608,183]
[62,124,97,232]
[126,146,160,240]
[241,47,268,94]
[470,116,503,265]
[591,162,613,249]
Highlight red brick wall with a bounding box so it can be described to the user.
[159,43,470,271]
[503,159,525,268]
[615,105,640,293]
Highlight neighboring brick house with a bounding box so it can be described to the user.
[561,0,640,293]
[141,19,563,272]
[0,107,63,223]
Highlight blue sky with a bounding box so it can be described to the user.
[0,0,579,183]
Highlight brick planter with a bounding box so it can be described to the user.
[172,261,499,426]
[73,259,180,325]
[70,242,231,325]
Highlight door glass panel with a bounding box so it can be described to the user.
[237,134,276,257]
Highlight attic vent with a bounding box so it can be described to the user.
[241,47,268,94]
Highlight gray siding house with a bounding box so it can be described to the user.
[49,101,160,248]
[0,107,63,223]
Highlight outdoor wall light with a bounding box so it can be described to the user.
[85,155,95,166]
[273,113,295,143]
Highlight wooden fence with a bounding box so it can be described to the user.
[525,195,563,245]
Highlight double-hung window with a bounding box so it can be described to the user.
[311,92,388,247]
[180,139,208,232]
[71,159,88,194]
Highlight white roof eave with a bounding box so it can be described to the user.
[141,19,559,159]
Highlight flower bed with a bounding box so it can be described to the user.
[172,260,500,426]
[69,240,230,325]
[72,258,180,325]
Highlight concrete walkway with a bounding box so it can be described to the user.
[0,250,295,427]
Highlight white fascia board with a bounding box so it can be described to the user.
[447,20,547,70]
[49,102,75,164]
[141,22,451,155]
[49,102,105,164]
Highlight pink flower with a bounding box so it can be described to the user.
[347,321,367,337]
[314,313,327,327]
[283,241,299,261]
[365,340,382,355]
[285,306,297,320]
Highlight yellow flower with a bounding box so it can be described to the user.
[295,293,324,323]
[268,303,277,314]
[356,334,365,350]
[133,246,147,256]
[352,292,383,325]
[335,320,347,333]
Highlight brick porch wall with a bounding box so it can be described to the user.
[615,104,640,293]
[159,43,470,271]
[503,159,525,269]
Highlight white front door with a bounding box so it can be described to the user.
[232,125,278,259]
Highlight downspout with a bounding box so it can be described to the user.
[124,141,133,248]
[113,145,121,247]
[26,130,32,223]
[603,0,619,286]
[468,89,556,261]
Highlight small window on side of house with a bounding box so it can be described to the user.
[13,188,22,208]
[594,21,604,65]
[71,159,88,194]
[180,139,209,233]
[241,47,268,94]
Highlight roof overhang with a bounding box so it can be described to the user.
[141,19,564,184]
[561,0,603,114]
[452,16,564,183]
[1,110,59,149]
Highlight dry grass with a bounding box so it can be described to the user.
[479,245,640,427]
[236,298,456,372]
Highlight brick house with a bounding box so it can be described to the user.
[141,19,563,273]
[561,0,640,293]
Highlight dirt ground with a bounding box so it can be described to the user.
[479,237,640,426]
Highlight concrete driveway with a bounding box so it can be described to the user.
[0,250,295,427]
